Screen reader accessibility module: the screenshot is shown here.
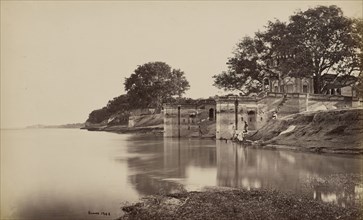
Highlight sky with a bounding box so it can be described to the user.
[1,1,362,128]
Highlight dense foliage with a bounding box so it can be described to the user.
[87,95,130,124]
[214,6,363,94]
[124,62,190,110]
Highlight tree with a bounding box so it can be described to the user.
[213,36,264,95]
[86,94,130,124]
[87,107,110,124]
[285,6,360,93]
[124,62,190,110]
[214,5,362,94]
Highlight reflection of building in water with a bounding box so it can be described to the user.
[217,141,285,190]
[127,138,216,196]
[163,138,216,177]
[216,140,362,207]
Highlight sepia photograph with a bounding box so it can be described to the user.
[1,1,362,219]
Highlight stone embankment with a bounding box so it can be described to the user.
[247,108,363,154]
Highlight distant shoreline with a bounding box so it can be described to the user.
[26,123,85,129]
[84,125,164,135]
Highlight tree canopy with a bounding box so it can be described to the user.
[124,62,190,110]
[214,5,363,94]
[87,94,130,124]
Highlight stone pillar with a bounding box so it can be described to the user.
[177,106,181,138]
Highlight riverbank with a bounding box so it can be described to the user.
[84,108,363,154]
[247,108,363,155]
[84,125,164,134]
[119,187,362,220]
[84,113,164,134]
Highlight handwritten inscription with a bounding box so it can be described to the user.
[88,211,111,216]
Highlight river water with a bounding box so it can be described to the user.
[1,129,362,219]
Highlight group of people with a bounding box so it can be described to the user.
[232,120,248,142]
[232,112,278,142]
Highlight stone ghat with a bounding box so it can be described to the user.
[163,93,362,139]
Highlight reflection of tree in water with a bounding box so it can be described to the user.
[216,141,362,207]
[126,137,216,196]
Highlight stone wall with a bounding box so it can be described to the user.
[216,98,237,140]
[216,96,271,139]
[277,93,307,117]
[164,101,216,138]
[307,94,353,111]
[128,108,156,127]
[352,97,363,108]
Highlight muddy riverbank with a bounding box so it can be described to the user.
[120,187,362,220]
[247,108,363,155]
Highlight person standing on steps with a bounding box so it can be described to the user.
[244,120,248,133]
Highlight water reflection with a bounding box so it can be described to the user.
[2,130,361,220]
[1,129,139,220]
[216,141,363,206]
[124,137,362,208]
[126,137,216,195]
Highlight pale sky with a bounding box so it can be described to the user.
[1,1,362,128]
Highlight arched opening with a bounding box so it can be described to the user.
[286,83,294,93]
[263,78,270,92]
[303,84,308,93]
[337,88,341,95]
[247,110,257,130]
[280,85,285,93]
[247,110,255,117]
[209,108,214,121]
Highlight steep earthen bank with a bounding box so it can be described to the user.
[247,108,363,154]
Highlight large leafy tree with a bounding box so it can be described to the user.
[285,6,360,93]
[124,62,190,110]
[214,5,362,94]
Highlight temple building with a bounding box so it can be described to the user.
[267,76,314,94]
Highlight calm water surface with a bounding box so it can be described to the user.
[1,129,362,219]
